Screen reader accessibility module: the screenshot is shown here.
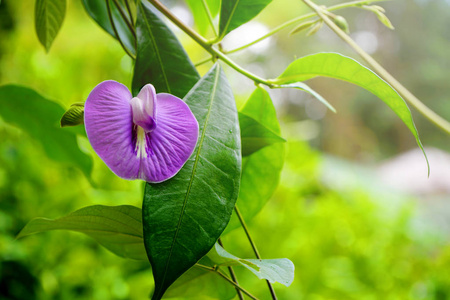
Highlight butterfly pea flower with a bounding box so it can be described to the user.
[84,80,199,183]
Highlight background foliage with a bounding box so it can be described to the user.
[1,0,450,299]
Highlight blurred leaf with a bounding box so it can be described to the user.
[17,205,147,261]
[60,103,84,127]
[143,64,241,300]
[272,53,427,164]
[132,1,200,97]
[206,244,295,287]
[219,0,272,37]
[165,267,235,300]
[0,85,92,178]
[225,87,284,233]
[289,19,317,35]
[81,0,136,55]
[277,82,335,112]
[34,0,66,52]
[185,0,220,36]
[239,112,285,156]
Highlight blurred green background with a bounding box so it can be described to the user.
[1,0,450,299]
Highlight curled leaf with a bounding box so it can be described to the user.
[306,20,323,36]
[289,20,317,35]
[60,103,84,127]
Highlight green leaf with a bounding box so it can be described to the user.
[239,112,285,156]
[81,0,136,55]
[185,0,220,36]
[142,64,241,300]
[207,244,295,287]
[132,1,200,97]
[271,52,427,167]
[219,0,272,37]
[165,267,235,300]
[0,85,93,178]
[277,82,335,112]
[225,87,284,234]
[34,0,66,52]
[17,205,147,261]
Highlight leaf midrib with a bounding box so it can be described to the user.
[221,0,240,36]
[139,2,171,94]
[158,65,220,293]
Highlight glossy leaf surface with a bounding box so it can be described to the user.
[225,87,284,233]
[35,0,66,51]
[219,0,272,37]
[0,85,92,178]
[17,205,146,260]
[272,52,427,163]
[142,64,241,300]
[81,0,136,55]
[132,1,200,97]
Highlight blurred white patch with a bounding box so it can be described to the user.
[351,31,378,54]
[305,98,327,120]
[377,147,450,195]
[223,22,272,54]
[283,120,320,141]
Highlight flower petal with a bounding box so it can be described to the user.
[131,84,157,132]
[138,93,199,183]
[84,80,141,180]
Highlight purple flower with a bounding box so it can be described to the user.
[84,80,199,183]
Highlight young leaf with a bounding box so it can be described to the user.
[239,112,285,156]
[0,85,92,178]
[142,64,241,300]
[34,0,66,52]
[225,87,284,233]
[185,0,220,36]
[207,244,295,287]
[219,0,272,38]
[132,1,200,97]
[17,205,147,261]
[271,52,427,163]
[276,82,335,112]
[81,0,136,55]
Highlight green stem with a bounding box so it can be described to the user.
[218,238,244,300]
[146,0,271,86]
[195,56,214,67]
[302,0,450,135]
[201,0,218,37]
[106,0,136,59]
[195,264,259,299]
[235,206,278,300]
[112,0,136,38]
[225,0,385,54]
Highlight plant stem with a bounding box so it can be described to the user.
[225,0,385,54]
[112,0,136,38]
[195,264,259,299]
[201,0,218,37]
[301,0,450,134]
[235,206,278,300]
[146,0,271,86]
[106,0,136,59]
[218,238,244,300]
[195,56,214,67]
